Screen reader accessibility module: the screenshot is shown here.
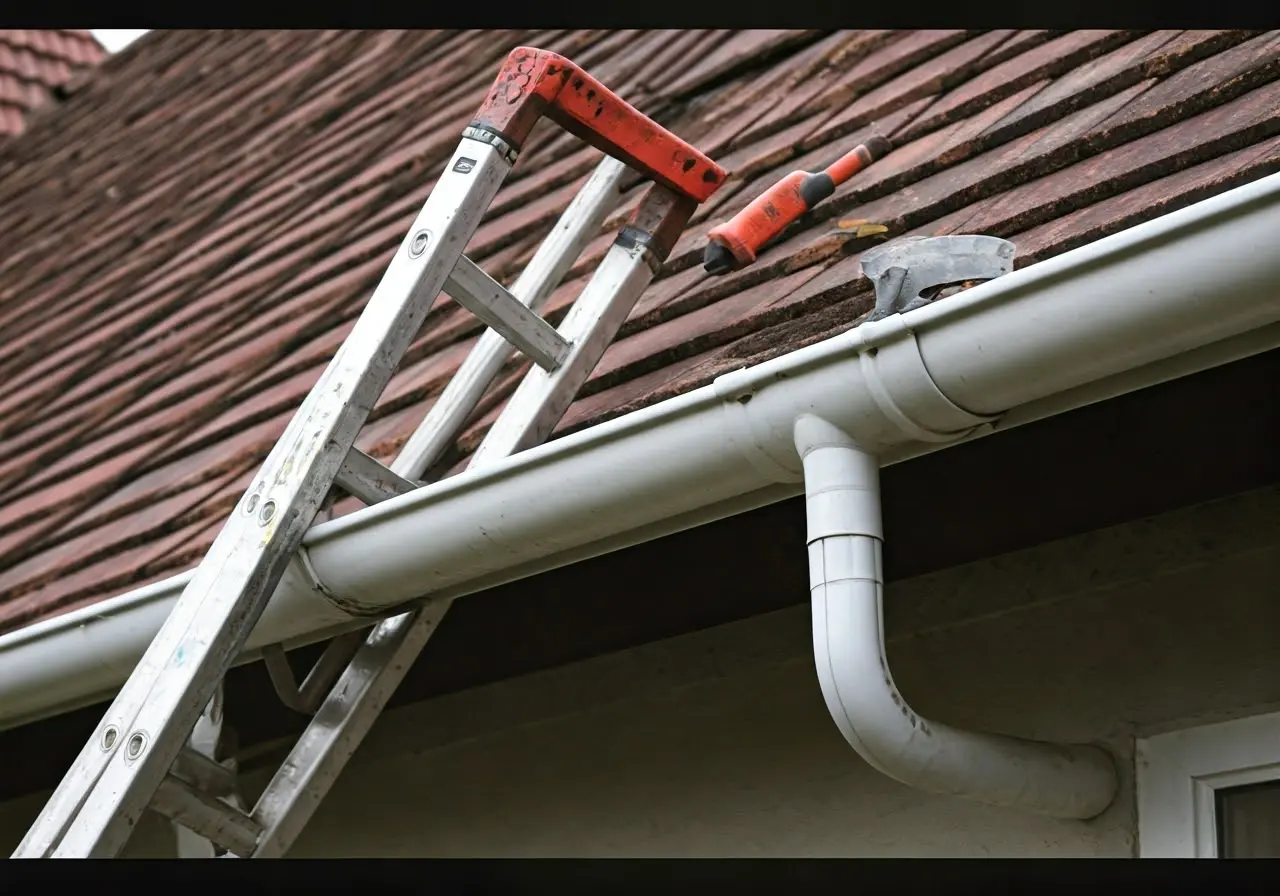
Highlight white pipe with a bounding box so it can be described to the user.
[3,171,1280,733]
[797,414,1117,818]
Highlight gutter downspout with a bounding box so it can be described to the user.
[797,414,1116,818]
[2,172,1280,735]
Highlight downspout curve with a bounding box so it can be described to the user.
[796,414,1117,819]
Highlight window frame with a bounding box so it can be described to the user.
[1137,710,1280,857]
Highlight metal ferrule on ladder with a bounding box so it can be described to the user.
[14,46,726,859]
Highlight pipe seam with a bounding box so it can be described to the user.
[715,371,805,483]
[849,317,998,443]
[291,548,382,619]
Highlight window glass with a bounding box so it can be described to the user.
[1216,780,1280,858]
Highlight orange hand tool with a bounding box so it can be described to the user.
[703,135,892,275]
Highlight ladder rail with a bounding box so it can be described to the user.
[15,43,727,861]
[235,162,630,855]
[243,182,694,858]
[396,154,628,481]
[470,185,692,465]
[16,137,517,860]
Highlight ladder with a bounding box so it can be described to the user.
[15,46,726,859]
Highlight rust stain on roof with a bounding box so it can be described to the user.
[1,29,1279,634]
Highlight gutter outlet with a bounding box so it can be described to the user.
[796,413,1117,818]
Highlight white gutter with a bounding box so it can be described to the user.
[3,171,1280,740]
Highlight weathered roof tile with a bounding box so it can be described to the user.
[1013,134,1280,263]
[665,30,822,99]
[1,29,1278,633]
[834,30,1017,129]
[898,30,1140,142]
[0,30,104,136]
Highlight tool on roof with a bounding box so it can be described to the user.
[828,218,890,240]
[702,135,892,276]
[860,234,1016,322]
[14,46,726,860]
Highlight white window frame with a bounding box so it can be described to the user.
[1137,710,1280,857]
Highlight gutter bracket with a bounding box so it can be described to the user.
[263,630,367,716]
[862,235,1016,323]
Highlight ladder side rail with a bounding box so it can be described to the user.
[396,153,628,482]
[16,136,515,860]
[469,186,691,465]
[18,43,727,861]
[243,183,694,858]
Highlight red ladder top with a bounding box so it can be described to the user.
[471,47,728,204]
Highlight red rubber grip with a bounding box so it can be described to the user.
[472,47,727,204]
[706,140,887,270]
[705,172,809,269]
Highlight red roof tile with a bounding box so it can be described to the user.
[1,29,1279,633]
[0,30,104,137]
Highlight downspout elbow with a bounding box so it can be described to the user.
[796,415,1117,819]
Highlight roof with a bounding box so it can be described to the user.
[0,30,104,137]
[1,29,1278,636]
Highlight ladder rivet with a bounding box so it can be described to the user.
[259,501,276,525]
[408,230,431,258]
[126,732,147,760]
[100,726,118,751]
[245,493,259,515]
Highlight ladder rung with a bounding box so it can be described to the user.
[151,775,261,857]
[446,256,570,371]
[171,747,237,799]
[469,185,694,467]
[17,41,722,859]
[334,448,418,506]
[392,155,628,483]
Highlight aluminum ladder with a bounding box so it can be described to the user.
[15,46,726,859]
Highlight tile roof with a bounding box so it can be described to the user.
[1,29,1279,635]
[0,30,105,138]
